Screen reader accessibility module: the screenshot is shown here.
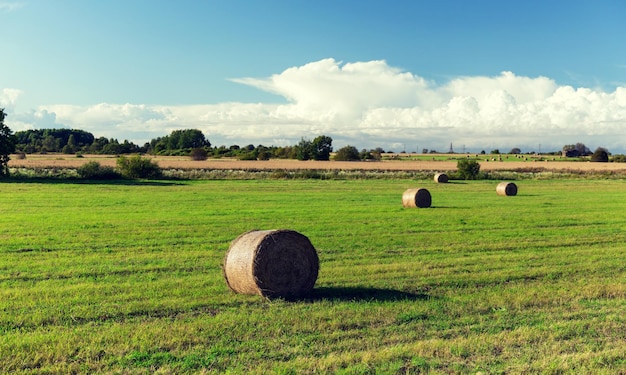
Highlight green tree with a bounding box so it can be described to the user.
[333,145,360,161]
[175,129,209,149]
[0,109,17,176]
[563,143,591,156]
[359,148,382,161]
[590,147,609,162]
[88,137,109,153]
[102,139,124,155]
[256,146,271,161]
[67,134,76,148]
[14,128,95,153]
[295,138,313,160]
[311,135,333,160]
[42,135,59,152]
[153,129,210,153]
[456,158,481,180]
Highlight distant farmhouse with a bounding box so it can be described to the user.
[562,149,581,157]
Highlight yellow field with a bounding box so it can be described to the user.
[8,153,626,172]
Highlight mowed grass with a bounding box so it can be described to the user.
[1,178,626,374]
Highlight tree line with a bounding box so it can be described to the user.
[1,105,623,178]
[7,126,621,160]
[9,127,623,159]
[12,126,617,161]
[0,109,387,176]
[11,128,354,161]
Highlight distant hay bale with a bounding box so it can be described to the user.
[402,188,432,208]
[434,173,448,183]
[223,229,319,299]
[496,182,518,196]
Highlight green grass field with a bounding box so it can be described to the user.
[1,178,626,374]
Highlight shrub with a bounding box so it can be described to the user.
[456,159,481,180]
[77,161,121,179]
[237,152,257,161]
[116,155,162,179]
[611,154,626,163]
[333,145,360,161]
[360,149,382,161]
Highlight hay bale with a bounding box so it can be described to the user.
[402,188,432,208]
[496,182,518,196]
[434,172,448,183]
[223,229,319,299]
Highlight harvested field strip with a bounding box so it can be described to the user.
[9,153,626,172]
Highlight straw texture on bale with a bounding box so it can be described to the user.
[223,229,319,299]
[434,173,448,183]
[402,188,432,208]
[496,182,518,196]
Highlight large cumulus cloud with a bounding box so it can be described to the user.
[2,59,626,153]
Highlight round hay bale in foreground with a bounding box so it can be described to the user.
[223,229,319,299]
[402,188,432,208]
[496,182,518,196]
[434,173,448,183]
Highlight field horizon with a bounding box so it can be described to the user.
[7,152,626,176]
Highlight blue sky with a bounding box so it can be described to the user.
[1,0,625,153]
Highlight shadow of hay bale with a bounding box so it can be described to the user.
[297,287,431,302]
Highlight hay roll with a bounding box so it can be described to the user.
[223,229,319,299]
[496,182,518,196]
[402,188,432,208]
[434,173,448,183]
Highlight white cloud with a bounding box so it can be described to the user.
[231,58,437,123]
[17,109,59,127]
[442,71,558,105]
[6,108,62,133]
[3,59,626,153]
[0,88,23,110]
[0,2,24,12]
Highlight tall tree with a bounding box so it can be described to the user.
[563,143,591,156]
[311,135,333,160]
[590,147,609,162]
[295,138,313,160]
[151,129,210,153]
[0,109,17,176]
[14,128,95,153]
